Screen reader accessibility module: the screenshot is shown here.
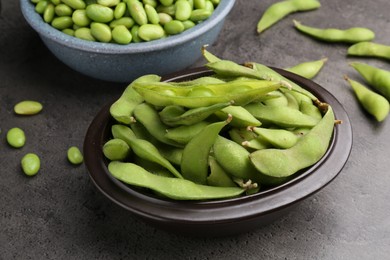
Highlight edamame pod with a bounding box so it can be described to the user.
[110,74,161,124]
[111,124,183,179]
[108,161,245,200]
[244,103,320,128]
[181,116,231,184]
[103,138,131,161]
[285,58,328,79]
[207,156,237,187]
[249,105,335,185]
[350,62,390,101]
[293,20,375,43]
[257,0,321,34]
[251,127,299,149]
[348,42,390,61]
[165,120,211,144]
[159,102,230,126]
[215,105,262,127]
[344,75,389,122]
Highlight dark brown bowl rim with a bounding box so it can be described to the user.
[83,66,352,225]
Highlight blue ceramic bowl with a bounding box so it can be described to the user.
[20,0,235,82]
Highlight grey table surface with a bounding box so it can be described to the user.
[1,0,390,259]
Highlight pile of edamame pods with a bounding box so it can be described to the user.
[30,0,219,44]
[103,49,337,201]
[257,0,390,122]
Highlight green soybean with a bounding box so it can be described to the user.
[175,0,192,21]
[110,74,161,124]
[86,4,114,23]
[190,9,212,22]
[21,153,41,176]
[293,20,375,43]
[90,22,112,42]
[35,0,49,14]
[350,62,390,101]
[97,0,120,7]
[61,0,86,10]
[108,161,245,200]
[74,27,96,41]
[6,127,26,148]
[114,2,127,19]
[127,0,148,25]
[72,9,91,27]
[344,75,389,122]
[55,4,73,16]
[112,124,183,179]
[285,58,328,79]
[43,3,55,23]
[348,42,390,61]
[249,106,334,185]
[67,146,84,165]
[145,4,160,24]
[257,0,321,34]
[14,100,43,115]
[164,20,185,35]
[110,17,135,28]
[51,16,73,30]
[138,24,165,41]
[112,25,133,44]
[181,117,231,184]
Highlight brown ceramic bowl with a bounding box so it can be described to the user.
[83,66,352,236]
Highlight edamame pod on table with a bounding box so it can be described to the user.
[344,75,389,122]
[348,42,390,61]
[293,20,375,43]
[349,62,390,101]
[257,0,321,34]
[249,105,335,185]
[285,58,328,79]
[108,161,245,200]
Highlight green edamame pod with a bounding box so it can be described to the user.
[111,124,183,179]
[249,105,335,185]
[6,127,26,148]
[257,0,321,34]
[299,100,322,121]
[293,20,375,43]
[350,62,390,101]
[284,91,300,110]
[133,103,183,147]
[285,58,328,79]
[201,45,222,63]
[213,136,261,183]
[207,156,237,187]
[133,80,283,108]
[251,127,299,149]
[110,74,161,124]
[228,127,257,145]
[262,91,288,107]
[244,103,319,128]
[247,62,318,101]
[159,102,230,126]
[108,161,245,200]
[165,120,211,144]
[348,42,390,61]
[344,75,389,122]
[214,105,262,127]
[181,116,231,184]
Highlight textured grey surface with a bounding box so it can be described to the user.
[1,0,390,259]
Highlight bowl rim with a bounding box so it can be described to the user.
[83,66,353,225]
[19,0,236,54]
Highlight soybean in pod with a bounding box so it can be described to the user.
[293,20,375,43]
[348,42,390,61]
[257,0,321,34]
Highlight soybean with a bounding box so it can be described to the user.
[67,146,84,165]
[257,0,321,34]
[21,153,41,176]
[344,75,389,122]
[293,20,375,43]
[6,127,26,148]
[14,100,43,115]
